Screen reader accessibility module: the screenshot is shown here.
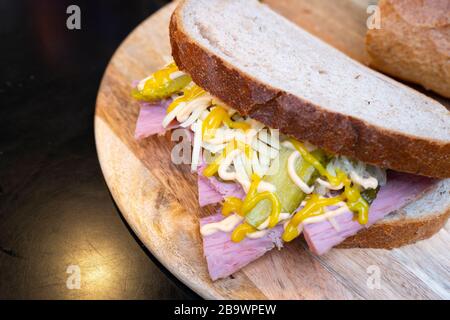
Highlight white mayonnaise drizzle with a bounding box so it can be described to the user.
[246,230,269,239]
[326,156,381,190]
[280,202,348,235]
[316,178,344,191]
[302,204,348,226]
[350,171,378,190]
[201,212,292,239]
[257,212,292,231]
[137,76,151,91]
[169,70,186,80]
[200,214,243,236]
[287,151,314,194]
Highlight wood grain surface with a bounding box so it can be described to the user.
[94,1,450,299]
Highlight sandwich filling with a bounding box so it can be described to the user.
[133,61,388,244]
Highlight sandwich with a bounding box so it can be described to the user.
[131,0,450,281]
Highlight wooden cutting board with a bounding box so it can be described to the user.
[95,0,450,299]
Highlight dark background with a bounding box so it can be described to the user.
[0,0,199,299]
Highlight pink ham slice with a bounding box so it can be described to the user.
[134,99,173,139]
[197,162,246,207]
[303,172,435,255]
[198,175,224,207]
[200,172,436,280]
[201,213,283,281]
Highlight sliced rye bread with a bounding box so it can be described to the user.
[170,0,450,179]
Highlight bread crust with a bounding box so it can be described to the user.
[366,0,450,98]
[170,3,450,179]
[338,208,450,249]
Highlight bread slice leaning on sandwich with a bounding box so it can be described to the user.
[131,0,450,280]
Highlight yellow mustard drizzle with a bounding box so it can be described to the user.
[166,84,206,113]
[149,62,178,86]
[202,106,250,139]
[341,173,369,225]
[222,115,251,131]
[282,139,370,242]
[244,173,261,200]
[242,192,281,228]
[202,140,252,177]
[133,62,192,101]
[203,107,227,139]
[228,174,281,242]
[282,194,343,242]
[240,175,281,228]
[289,139,341,187]
[231,223,257,242]
[222,197,244,216]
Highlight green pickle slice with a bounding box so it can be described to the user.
[361,186,380,205]
[244,147,327,228]
[133,71,191,102]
